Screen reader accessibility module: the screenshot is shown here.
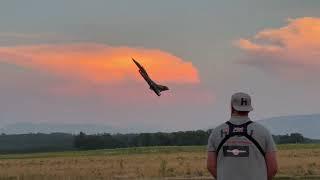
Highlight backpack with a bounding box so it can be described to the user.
[216,121,265,157]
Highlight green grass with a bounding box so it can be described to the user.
[277,143,320,150]
[0,146,205,160]
[0,143,319,160]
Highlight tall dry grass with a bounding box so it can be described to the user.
[0,145,318,179]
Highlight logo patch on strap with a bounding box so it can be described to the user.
[233,127,244,133]
[223,146,249,157]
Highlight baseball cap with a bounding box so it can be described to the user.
[231,92,253,112]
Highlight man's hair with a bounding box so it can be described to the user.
[231,106,249,116]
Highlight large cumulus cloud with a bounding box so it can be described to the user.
[235,17,320,78]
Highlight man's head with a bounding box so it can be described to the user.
[231,92,253,116]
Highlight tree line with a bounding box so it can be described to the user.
[0,131,318,153]
[73,131,319,150]
[0,133,74,153]
[73,130,209,150]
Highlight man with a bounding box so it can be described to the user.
[207,92,278,180]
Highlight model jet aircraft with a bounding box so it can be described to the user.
[132,58,169,96]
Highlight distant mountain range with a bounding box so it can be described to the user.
[0,122,121,135]
[258,114,320,139]
[1,114,319,139]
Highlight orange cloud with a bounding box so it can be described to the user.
[235,17,320,75]
[0,43,199,84]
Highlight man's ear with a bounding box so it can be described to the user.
[231,105,236,114]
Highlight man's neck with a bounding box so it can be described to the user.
[231,113,249,117]
[229,115,250,124]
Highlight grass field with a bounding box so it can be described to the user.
[0,144,319,179]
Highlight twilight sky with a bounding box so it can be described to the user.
[0,0,319,132]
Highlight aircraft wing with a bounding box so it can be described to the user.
[156,84,169,92]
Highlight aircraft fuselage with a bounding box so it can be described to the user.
[132,58,168,96]
[139,70,161,96]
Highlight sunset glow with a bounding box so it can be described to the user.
[236,17,320,68]
[0,43,200,85]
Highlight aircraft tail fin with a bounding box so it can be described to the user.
[157,84,169,92]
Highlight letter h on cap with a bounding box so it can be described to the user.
[241,98,248,106]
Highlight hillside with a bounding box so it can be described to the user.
[258,114,320,139]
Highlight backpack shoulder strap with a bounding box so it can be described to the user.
[216,121,239,154]
[244,133,266,157]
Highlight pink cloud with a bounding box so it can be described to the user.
[0,43,199,84]
[235,17,320,77]
[0,43,214,105]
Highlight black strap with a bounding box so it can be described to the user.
[216,121,265,157]
[216,134,232,155]
[216,121,252,154]
[244,134,266,157]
